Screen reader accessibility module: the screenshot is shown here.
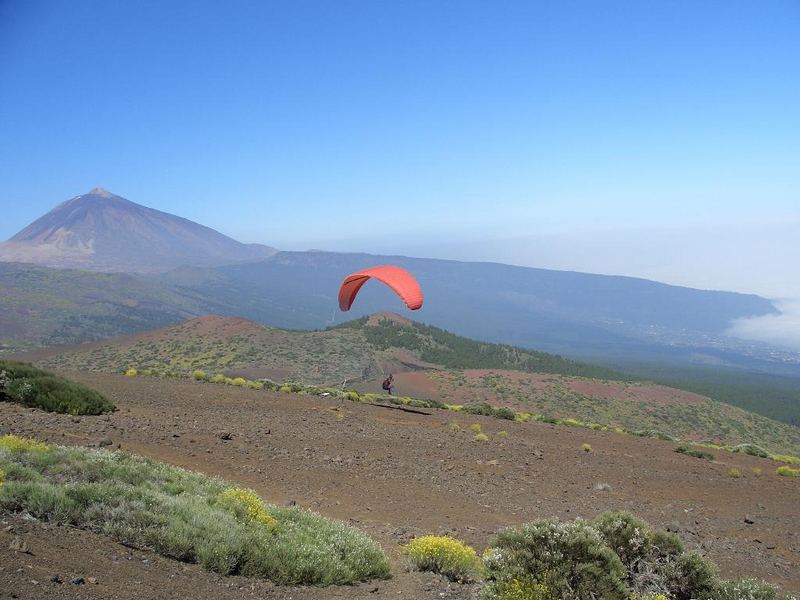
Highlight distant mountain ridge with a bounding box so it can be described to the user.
[0,188,276,272]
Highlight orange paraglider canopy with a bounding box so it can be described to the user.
[338,266,423,312]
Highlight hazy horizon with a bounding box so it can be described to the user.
[1,2,798,349]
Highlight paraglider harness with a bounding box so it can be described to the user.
[382,375,394,395]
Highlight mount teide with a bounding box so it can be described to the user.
[0,188,276,272]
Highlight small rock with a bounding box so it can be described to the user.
[50,574,62,584]
[286,499,297,507]
[97,438,113,447]
[71,576,85,585]
[219,431,233,440]
[744,516,755,525]
[87,577,98,584]
[9,536,28,553]
[593,482,612,491]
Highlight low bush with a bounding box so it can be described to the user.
[0,437,390,585]
[469,424,482,434]
[192,370,207,381]
[481,518,629,599]
[496,431,508,439]
[732,444,770,459]
[633,430,677,442]
[769,454,800,465]
[474,433,489,442]
[776,465,800,477]
[494,407,517,421]
[448,422,462,433]
[210,373,226,384]
[0,361,114,415]
[463,402,496,417]
[125,368,138,376]
[728,468,742,478]
[675,446,714,461]
[402,535,480,582]
[581,443,592,453]
[481,512,721,600]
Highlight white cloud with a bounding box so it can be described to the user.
[726,300,800,352]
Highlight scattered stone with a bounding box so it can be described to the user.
[87,577,98,584]
[50,574,62,584]
[9,536,28,553]
[593,482,612,491]
[286,499,297,507]
[70,576,85,585]
[97,437,113,447]
[219,431,233,440]
[744,516,755,525]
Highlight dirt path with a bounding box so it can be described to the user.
[1,372,798,598]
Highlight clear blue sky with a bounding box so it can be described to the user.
[1,1,798,293]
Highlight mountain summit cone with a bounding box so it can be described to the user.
[0,188,276,272]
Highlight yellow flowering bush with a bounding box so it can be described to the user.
[469,423,482,434]
[475,433,489,442]
[487,576,553,599]
[125,368,138,376]
[0,469,4,488]
[776,465,800,477]
[0,434,49,453]
[192,369,206,381]
[727,468,742,478]
[582,443,592,452]
[402,535,481,582]
[496,431,509,439]
[448,421,462,433]
[216,487,277,529]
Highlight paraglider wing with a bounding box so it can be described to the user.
[338,266,423,311]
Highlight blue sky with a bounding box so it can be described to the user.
[1,1,798,299]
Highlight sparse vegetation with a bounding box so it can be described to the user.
[675,446,714,461]
[496,431,508,439]
[776,465,800,477]
[0,360,114,415]
[582,443,592,452]
[475,433,489,442]
[192,369,207,381]
[469,423,482,434]
[0,436,390,585]
[728,468,742,478]
[402,535,481,582]
[448,421,462,433]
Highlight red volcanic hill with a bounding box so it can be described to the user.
[0,188,276,272]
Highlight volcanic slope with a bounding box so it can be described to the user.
[28,313,800,455]
[0,187,276,272]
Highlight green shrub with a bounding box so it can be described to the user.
[494,407,517,420]
[402,535,480,582]
[633,430,677,442]
[0,439,390,585]
[732,444,770,459]
[728,468,742,478]
[125,368,138,377]
[496,431,508,439]
[474,433,489,442]
[0,361,114,415]
[581,443,592,453]
[776,465,799,477]
[593,511,652,568]
[675,446,714,461]
[210,374,226,384]
[463,402,496,417]
[482,519,629,600]
[192,370,207,381]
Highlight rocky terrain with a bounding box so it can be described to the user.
[1,372,798,598]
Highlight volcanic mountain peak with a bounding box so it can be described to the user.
[1,188,276,272]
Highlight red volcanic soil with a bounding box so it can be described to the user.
[1,372,798,599]
[361,369,708,410]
